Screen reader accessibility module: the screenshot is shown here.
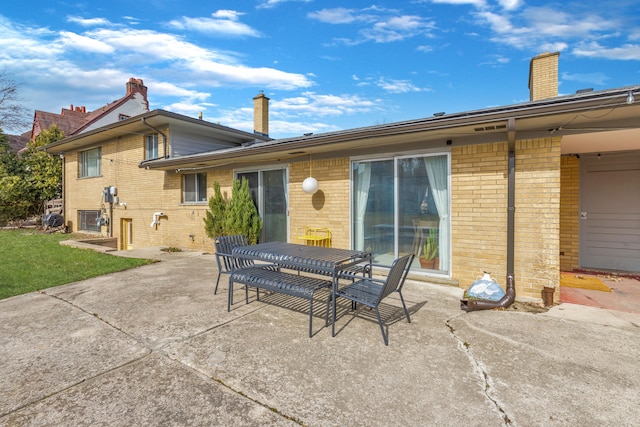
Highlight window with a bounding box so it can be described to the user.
[79,147,101,178]
[119,114,130,121]
[352,153,449,274]
[183,173,207,203]
[145,134,159,159]
[78,210,101,232]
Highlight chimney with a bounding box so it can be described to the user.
[528,52,560,101]
[253,92,269,137]
[126,78,148,99]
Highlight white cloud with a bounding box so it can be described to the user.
[497,0,522,11]
[167,10,262,37]
[376,78,430,94]
[66,16,112,27]
[429,0,487,7]
[572,41,640,60]
[59,31,114,53]
[257,0,312,10]
[309,7,436,44]
[561,71,609,86]
[474,5,626,56]
[271,92,379,117]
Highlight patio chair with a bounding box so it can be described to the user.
[213,234,255,295]
[332,253,414,345]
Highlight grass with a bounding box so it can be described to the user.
[0,230,155,300]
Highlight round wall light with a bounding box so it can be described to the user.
[302,176,319,194]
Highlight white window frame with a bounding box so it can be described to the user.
[235,165,290,243]
[79,147,101,178]
[350,149,451,278]
[182,173,207,203]
[145,134,159,160]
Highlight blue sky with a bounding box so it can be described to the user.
[1,0,639,137]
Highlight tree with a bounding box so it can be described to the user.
[0,125,63,225]
[0,130,29,224]
[203,181,228,239]
[224,178,262,244]
[203,178,262,244]
[22,125,63,205]
[0,70,30,132]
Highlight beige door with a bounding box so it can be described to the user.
[579,152,640,271]
[121,218,133,250]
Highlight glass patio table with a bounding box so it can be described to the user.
[232,241,372,336]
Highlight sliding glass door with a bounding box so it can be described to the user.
[237,168,288,243]
[352,153,449,274]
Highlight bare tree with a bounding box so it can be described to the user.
[0,69,30,132]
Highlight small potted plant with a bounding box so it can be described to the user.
[420,228,439,269]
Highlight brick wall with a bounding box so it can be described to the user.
[289,158,351,249]
[514,137,561,299]
[451,138,561,300]
[451,143,509,288]
[64,132,562,302]
[560,155,580,271]
[63,128,222,251]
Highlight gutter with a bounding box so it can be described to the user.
[142,117,168,159]
[140,88,638,170]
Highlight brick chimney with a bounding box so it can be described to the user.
[126,78,148,99]
[528,52,559,101]
[253,92,269,137]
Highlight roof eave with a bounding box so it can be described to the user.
[141,86,640,171]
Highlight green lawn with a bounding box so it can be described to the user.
[0,230,154,300]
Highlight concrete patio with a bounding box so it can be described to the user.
[1,248,639,426]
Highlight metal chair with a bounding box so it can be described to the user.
[332,253,414,345]
[213,234,255,295]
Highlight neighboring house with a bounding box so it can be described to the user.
[6,133,29,152]
[30,78,149,141]
[43,53,640,303]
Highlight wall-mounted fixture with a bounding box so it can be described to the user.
[302,154,319,194]
[446,139,452,145]
[627,91,635,105]
[150,211,164,227]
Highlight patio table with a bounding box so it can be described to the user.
[232,242,371,336]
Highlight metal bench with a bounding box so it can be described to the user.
[229,267,332,337]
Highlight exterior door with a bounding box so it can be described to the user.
[120,218,133,250]
[237,168,288,243]
[579,152,640,271]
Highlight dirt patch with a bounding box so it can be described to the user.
[498,301,549,314]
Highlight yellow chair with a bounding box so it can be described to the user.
[295,227,331,247]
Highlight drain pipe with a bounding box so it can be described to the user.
[461,118,517,311]
[142,117,168,159]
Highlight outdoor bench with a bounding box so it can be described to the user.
[275,261,371,282]
[229,266,332,337]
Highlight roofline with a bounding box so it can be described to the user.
[43,109,271,152]
[140,85,640,170]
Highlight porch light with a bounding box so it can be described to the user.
[627,91,635,105]
[302,154,319,194]
[302,176,319,194]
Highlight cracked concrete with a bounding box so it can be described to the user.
[2,248,640,426]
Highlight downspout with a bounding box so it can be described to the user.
[142,117,168,159]
[461,118,516,311]
[61,153,66,232]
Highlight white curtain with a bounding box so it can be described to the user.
[354,162,371,251]
[424,155,449,271]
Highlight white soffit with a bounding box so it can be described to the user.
[562,128,640,154]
